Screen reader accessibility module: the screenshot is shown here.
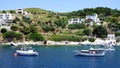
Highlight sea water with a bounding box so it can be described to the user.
[0,45,120,68]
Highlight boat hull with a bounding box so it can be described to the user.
[16,50,38,56]
[73,50,105,57]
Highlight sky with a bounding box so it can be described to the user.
[0,0,119,12]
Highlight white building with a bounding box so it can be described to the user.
[68,18,85,24]
[0,13,13,20]
[105,34,116,45]
[86,14,100,23]
[0,13,13,29]
[16,9,28,14]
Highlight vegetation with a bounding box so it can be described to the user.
[88,38,95,42]
[0,7,120,42]
[11,25,18,31]
[3,31,23,42]
[1,28,7,34]
[93,26,107,38]
[28,32,44,41]
[68,23,85,29]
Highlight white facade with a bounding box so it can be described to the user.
[68,18,85,24]
[0,13,13,29]
[86,14,100,23]
[105,34,116,45]
[107,34,115,40]
[0,13,13,20]
[16,9,24,13]
[16,9,28,14]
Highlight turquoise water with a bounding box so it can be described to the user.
[0,45,120,68]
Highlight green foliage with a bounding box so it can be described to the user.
[20,27,31,35]
[2,10,6,13]
[54,18,68,28]
[25,8,47,14]
[28,33,44,41]
[3,31,23,41]
[11,26,18,31]
[68,23,85,29]
[66,7,120,18]
[9,10,16,13]
[88,38,95,42]
[12,17,20,23]
[1,28,7,33]
[75,30,84,36]
[48,35,82,41]
[42,26,55,32]
[83,28,91,36]
[115,32,120,36]
[22,16,32,23]
[93,26,107,38]
[29,25,37,33]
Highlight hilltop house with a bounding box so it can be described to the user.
[16,9,28,14]
[68,14,101,25]
[86,14,100,25]
[0,13,13,29]
[86,14,100,23]
[68,18,85,24]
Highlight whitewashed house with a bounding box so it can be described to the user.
[0,13,13,29]
[68,18,85,24]
[86,14,100,23]
[16,9,28,14]
[86,14,100,25]
[105,34,116,45]
[0,13,13,20]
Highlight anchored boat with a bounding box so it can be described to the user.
[73,48,105,57]
[16,46,38,56]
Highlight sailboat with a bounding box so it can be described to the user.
[16,45,38,56]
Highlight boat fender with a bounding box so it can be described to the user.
[14,53,17,57]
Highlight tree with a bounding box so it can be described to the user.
[22,16,32,24]
[1,28,7,33]
[3,31,23,41]
[89,38,95,42]
[42,26,55,32]
[12,17,20,23]
[11,26,18,31]
[2,10,6,13]
[28,33,44,41]
[29,25,37,33]
[9,10,16,13]
[54,18,68,28]
[20,27,31,35]
[115,32,120,36]
[93,26,107,38]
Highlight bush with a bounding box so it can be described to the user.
[3,31,23,41]
[83,28,91,36]
[89,38,95,42]
[115,32,120,36]
[68,23,85,29]
[1,28,7,33]
[11,26,18,31]
[28,33,44,41]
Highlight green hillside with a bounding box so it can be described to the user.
[0,7,120,42]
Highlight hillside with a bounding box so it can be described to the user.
[0,7,120,42]
[24,8,67,23]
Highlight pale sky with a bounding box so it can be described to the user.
[0,0,119,12]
